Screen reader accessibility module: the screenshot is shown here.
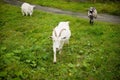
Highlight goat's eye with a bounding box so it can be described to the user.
[62,37,66,39]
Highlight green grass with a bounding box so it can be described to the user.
[19,0,120,16]
[0,1,120,80]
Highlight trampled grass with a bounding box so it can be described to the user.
[0,1,120,80]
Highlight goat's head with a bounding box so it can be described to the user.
[51,29,66,51]
[89,7,95,14]
[30,5,36,10]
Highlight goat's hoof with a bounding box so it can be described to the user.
[53,61,56,64]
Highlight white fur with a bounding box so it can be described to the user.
[88,7,97,18]
[21,2,35,16]
[51,21,71,63]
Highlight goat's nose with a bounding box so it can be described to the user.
[56,48,59,50]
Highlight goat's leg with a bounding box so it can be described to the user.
[21,10,25,16]
[90,19,94,25]
[53,47,57,63]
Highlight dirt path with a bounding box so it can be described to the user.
[4,0,120,24]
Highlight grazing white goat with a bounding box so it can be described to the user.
[51,21,71,63]
[88,7,97,24]
[21,2,35,16]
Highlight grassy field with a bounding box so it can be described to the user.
[0,1,120,80]
[19,0,120,16]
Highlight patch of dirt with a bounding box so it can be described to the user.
[4,0,120,24]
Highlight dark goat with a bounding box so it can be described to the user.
[88,7,97,24]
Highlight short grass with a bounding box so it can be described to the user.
[0,1,120,80]
[20,0,120,16]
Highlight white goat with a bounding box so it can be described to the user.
[88,7,97,24]
[21,2,35,16]
[51,21,71,63]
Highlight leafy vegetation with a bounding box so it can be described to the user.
[20,0,120,16]
[0,1,120,80]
